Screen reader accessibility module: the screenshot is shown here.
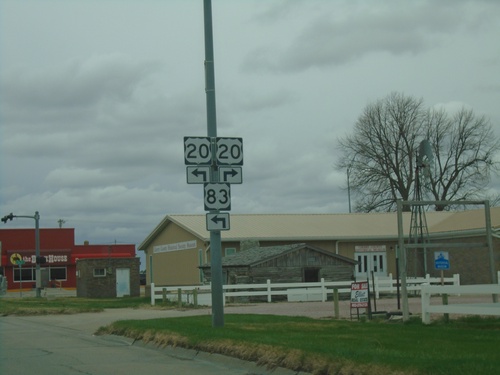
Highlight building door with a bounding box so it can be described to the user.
[116,268,130,297]
[354,252,387,279]
[303,268,320,282]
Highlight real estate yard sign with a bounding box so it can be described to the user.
[350,281,369,308]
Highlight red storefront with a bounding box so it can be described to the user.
[0,228,136,291]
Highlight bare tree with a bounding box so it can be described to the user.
[424,107,499,210]
[337,92,499,212]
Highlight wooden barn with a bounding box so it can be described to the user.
[200,243,357,285]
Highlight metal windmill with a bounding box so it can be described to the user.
[408,139,434,276]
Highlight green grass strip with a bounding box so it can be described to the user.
[0,296,151,315]
[99,314,500,375]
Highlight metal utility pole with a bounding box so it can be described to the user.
[396,200,410,321]
[203,0,224,328]
[2,211,42,297]
[34,211,41,297]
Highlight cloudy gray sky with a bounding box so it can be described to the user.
[1,0,499,255]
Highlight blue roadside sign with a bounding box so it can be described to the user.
[434,251,450,270]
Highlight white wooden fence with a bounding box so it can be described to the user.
[150,279,353,306]
[421,283,500,324]
[372,273,460,298]
[150,273,460,306]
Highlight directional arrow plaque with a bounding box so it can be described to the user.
[186,166,211,184]
[206,213,230,231]
[218,166,242,184]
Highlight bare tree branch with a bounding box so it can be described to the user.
[337,93,500,212]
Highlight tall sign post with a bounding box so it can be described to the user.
[204,0,223,328]
[183,0,244,328]
[434,251,450,285]
[184,136,243,328]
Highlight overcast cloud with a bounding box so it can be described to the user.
[1,0,499,259]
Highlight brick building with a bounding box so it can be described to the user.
[76,258,140,298]
[0,228,137,292]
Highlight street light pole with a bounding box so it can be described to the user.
[34,211,41,298]
[2,211,42,297]
[347,166,352,213]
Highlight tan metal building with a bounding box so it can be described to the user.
[138,208,500,287]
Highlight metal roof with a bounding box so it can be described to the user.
[200,243,357,268]
[139,208,500,250]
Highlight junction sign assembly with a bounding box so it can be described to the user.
[184,136,243,231]
[183,135,243,328]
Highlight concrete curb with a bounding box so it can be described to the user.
[130,339,311,375]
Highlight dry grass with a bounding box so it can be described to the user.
[97,324,417,375]
[96,314,500,375]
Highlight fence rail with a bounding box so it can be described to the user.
[150,273,460,306]
[421,283,500,324]
[372,273,460,298]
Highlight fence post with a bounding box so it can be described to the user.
[193,289,198,307]
[150,282,155,306]
[421,285,431,324]
[177,288,182,307]
[333,288,339,319]
[162,288,167,303]
[267,279,272,303]
[321,278,326,302]
[442,293,449,323]
[374,275,379,299]
[453,274,460,286]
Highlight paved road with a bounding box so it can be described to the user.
[0,309,305,375]
[1,294,493,375]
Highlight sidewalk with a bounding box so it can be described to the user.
[2,287,77,298]
[2,288,495,321]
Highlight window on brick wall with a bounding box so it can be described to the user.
[93,268,106,277]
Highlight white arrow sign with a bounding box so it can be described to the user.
[206,213,230,231]
[218,166,242,184]
[186,166,211,184]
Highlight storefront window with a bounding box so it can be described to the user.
[49,267,67,281]
[13,267,35,282]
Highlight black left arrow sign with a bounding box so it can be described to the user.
[186,166,210,184]
[192,168,208,180]
[211,215,227,227]
[206,212,230,231]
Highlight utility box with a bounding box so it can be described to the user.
[40,268,50,288]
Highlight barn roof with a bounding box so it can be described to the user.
[139,207,500,251]
[200,243,357,268]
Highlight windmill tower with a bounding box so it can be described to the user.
[408,140,433,276]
